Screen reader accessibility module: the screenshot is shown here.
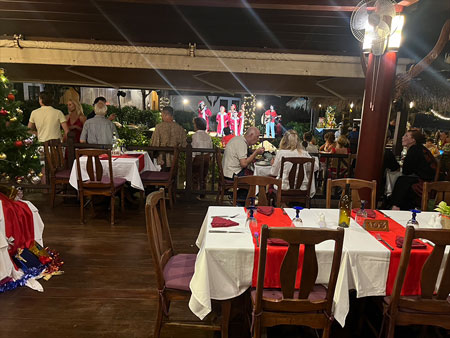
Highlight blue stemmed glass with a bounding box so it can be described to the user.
[291,206,303,227]
[407,209,421,229]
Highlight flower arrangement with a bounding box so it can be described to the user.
[435,201,450,229]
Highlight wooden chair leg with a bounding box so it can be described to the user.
[167,186,174,209]
[221,300,231,338]
[110,195,115,225]
[140,190,144,207]
[80,194,85,224]
[51,181,56,208]
[322,319,332,338]
[253,316,261,338]
[386,316,396,338]
[216,185,220,203]
[220,186,225,205]
[153,296,164,338]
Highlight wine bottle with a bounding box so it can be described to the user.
[338,183,352,228]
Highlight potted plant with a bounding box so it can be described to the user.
[434,201,450,229]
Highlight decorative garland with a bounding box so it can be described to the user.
[0,266,44,293]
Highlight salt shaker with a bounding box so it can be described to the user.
[318,213,326,228]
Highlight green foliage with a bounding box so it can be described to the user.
[0,70,42,183]
[117,125,150,147]
[114,106,161,128]
[435,201,450,216]
[285,122,310,138]
[174,110,195,131]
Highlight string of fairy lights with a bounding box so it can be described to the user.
[243,95,256,130]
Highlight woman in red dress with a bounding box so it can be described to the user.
[65,99,86,143]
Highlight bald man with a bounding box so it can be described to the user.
[222,126,265,180]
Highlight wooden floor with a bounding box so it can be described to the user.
[0,192,446,338]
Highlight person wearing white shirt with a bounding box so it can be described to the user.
[192,117,213,199]
[270,130,319,197]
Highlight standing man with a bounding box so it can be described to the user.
[151,106,187,170]
[263,105,277,138]
[222,127,265,180]
[80,100,117,145]
[197,101,212,132]
[28,91,69,142]
[86,96,116,121]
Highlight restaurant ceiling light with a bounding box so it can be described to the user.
[183,98,189,104]
[409,101,415,109]
[387,15,405,51]
[318,104,322,108]
[350,102,354,109]
[431,109,450,121]
[256,101,263,108]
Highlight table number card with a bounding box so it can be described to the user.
[363,219,389,231]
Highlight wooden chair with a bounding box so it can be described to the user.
[421,181,450,211]
[379,226,450,338]
[326,178,377,209]
[215,148,235,204]
[279,157,315,208]
[140,148,179,208]
[252,225,344,338]
[145,189,231,338]
[44,139,74,207]
[75,149,125,225]
[232,176,282,207]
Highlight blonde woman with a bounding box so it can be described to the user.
[270,130,319,197]
[65,99,86,142]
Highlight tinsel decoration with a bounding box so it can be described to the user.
[244,95,256,130]
[159,96,170,110]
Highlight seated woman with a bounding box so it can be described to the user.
[192,117,213,199]
[329,136,350,177]
[391,130,437,210]
[319,132,336,153]
[270,130,319,197]
[331,136,350,155]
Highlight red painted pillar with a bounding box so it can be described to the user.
[355,52,397,188]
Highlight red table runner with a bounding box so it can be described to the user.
[99,153,145,172]
[351,210,433,295]
[248,208,303,288]
[0,193,35,256]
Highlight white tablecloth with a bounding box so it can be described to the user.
[69,151,158,191]
[189,207,397,327]
[0,200,45,281]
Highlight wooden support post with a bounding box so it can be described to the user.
[355,52,398,201]
[184,139,193,200]
[393,102,408,156]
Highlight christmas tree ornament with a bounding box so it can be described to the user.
[14,140,24,148]
[38,172,43,178]
[15,176,24,184]
[9,116,17,122]
[7,93,15,101]
[0,109,8,116]
[0,153,6,160]
[24,138,33,146]
[31,176,41,185]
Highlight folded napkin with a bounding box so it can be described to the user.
[211,217,239,228]
[257,206,274,216]
[267,238,289,246]
[395,235,427,249]
[352,208,376,218]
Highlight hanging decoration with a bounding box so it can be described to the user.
[243,95,256,130]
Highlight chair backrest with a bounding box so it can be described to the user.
[215,148,225,183]
[75,148,114,192]
[390,226,450,309]
[421,181,450,211]
[254,225,344,315]
[44,139,65,175]
[326,178,377,209]
[145,189,175,290]
[279,157,315,196]
[232,176,282,207]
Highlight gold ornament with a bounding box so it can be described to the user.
[0,153,6,160]
[38,172,43,178]
[9,117,17,122]
[5,175,10,182]
[31,176,41,185]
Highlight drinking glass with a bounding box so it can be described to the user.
[291,206,303,227]
[406,209,421,229]
[356,200,368,224]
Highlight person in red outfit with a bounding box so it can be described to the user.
[197,101,212,131]
[216,105,229,136]
[263,105,277,138]
[228,104,240,136]
[65,99,86,143]
[221,127,235,147]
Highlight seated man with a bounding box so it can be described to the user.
[223,126,265,180]
[80,101,117,145]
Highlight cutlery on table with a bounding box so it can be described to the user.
[209,230,244,234]
[376,234,394,251]
[212,214,240,218]
[254,232,260,247]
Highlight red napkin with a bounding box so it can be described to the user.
[257,206,274,216]
[395,235,427,250]
[267,238,289,246]
[352,208,376,218]
[211,217,239,228]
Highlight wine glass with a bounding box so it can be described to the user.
[246,206,258,232]
[356,200,368,224]
[247,197,257,217]
[291,206,303,227]
[406,209,421,229]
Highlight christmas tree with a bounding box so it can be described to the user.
[0,69,42,185]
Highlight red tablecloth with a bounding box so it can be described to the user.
[99,153,145,172]
[351,210,433,296]
[249,208,301,288]
[0,193,35,255]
